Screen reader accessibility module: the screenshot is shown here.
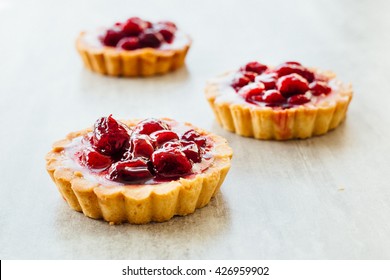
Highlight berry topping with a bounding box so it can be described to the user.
[180,140,201,163]
[277,73,309,98]
[243,71,257,82]
[244,61,268,74]
[309,81,332,96]
[91,115,130,156]
[231,73,251,91]
[152,148,192,177]
[158,21,177,31]
[139,30,164,48]
[117,37,140,50]
[134,118,170,135]
[238,82,265,101]
[182,130,207,147]
[255,73,278,90]
[150,130,179,146]
[275,62,314,82]
[122,17,147,36]
[108,158,153,182]
[130,134,155,159]
[261,89,287,104]
[78,148,112,170]
[101,29,125,47]
[288,94,311,105]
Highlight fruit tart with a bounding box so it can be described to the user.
[205,61,353,140]
[76,17,191,77]
[46,116,232,224]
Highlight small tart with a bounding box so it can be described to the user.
[76,17,191,77]
[205,61,353,140]
[46,116,232,224]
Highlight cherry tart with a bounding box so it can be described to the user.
[205,61,353,140]
[46,116,232,224]
[76,17,191,77]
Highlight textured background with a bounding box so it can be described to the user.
[1,0,390,259]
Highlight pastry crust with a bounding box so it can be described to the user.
[76,32,191,77]
[46,119,232,224]
[205,71,353,140]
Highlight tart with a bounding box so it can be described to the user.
[76,17,191,77]
[46,116,232,224]
[205,61,353,140]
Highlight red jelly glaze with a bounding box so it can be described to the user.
[230,61,333,108]
[108,158,153,182]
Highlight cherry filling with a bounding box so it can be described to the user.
[230,61,333,108]
[99,17,178,50]
[74,116,212,184]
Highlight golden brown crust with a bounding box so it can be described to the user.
[46,119,232,224]
[76,32,191,77]
[205,71,353,140]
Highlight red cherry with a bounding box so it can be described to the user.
[255,72,278,90]
[152,148,192,177]
[108,158,153,182]
[122,17,147,36]
[238,82,265,100]
[131,134,155,159]
[134,118,170,135]
[117,37,140,50]
[181,130,207,147]
[150,130,179,146]
[275,62,314,82]
[101,29,125,47]
[309,81,332,96]
[145,21,153,28]
[91,115,130,156]
[139,30,164,48]
[180,140,201,163]
[243,61,268,74]
[288,94,310,105]
[78,148,112,170]
[243,71,257,82]
[284,61,302,66]
[231,73,251,91]
[277,73,310,98]
[158,21,177,31]
[261,89,287,104]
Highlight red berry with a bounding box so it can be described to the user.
[139,30,164,48]
[134,118,170,135]
[255,72,278,90]
[91,115,130,156]
[275,63,314,82]
[309,81,332,96]
[145,21,153,28]
[243,71,257,82]
[181,130,207,147]
[288,94,310,105]
[101,29,125,47]
[108,158,153,182]
[284,61,302,66]
[155,25,176,43]
[152,148,192,177]
[238,82,265,100]
[122,17,147,36]
[180,140,201,163]
[78,148,112,170]
[243,61,268,74]
[231,73,251,91]
[158,21,177,31]
[117,37,140,50]
[130,134,155,159]
[277,73,310,98]
[261,89,287,104]
[150,130,179,146]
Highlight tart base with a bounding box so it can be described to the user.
[46,120,232,224]
[205,77,353,140]
[76,32,191,77]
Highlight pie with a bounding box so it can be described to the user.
[205,61,353,140]
[46,116,232,224]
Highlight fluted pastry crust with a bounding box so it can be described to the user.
[76,32,191,77]
[46,119,232,224]
[205,71,353,140]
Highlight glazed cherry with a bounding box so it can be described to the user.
[180,140,201,163]
[262,90,287,104]
[122,17,147,36]
[78,148,112,170]
[255,73,278,90]
[117,37,140,50]
[101,29,125,47]
[309,81,332,96]
[231,73,251,91]
[182,130,207,147]
[244,61,268,74]
[238,82,265,101]
[243,71,257,82]
[91,115,130,156]
[277,73,309,98]
[152,148,192,177]
[288,94,310,105]
[157,26,175,43]
[150,130,179,146]
[108,158,153,182]
[139,30,164,48]
[275,62,315,82]
[131,134,155,159]
[134,118,170,135]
